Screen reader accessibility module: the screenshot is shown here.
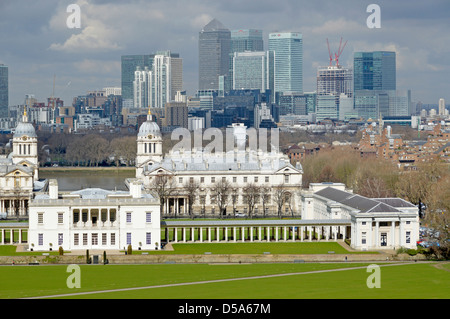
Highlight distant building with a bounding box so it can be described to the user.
[198,19,231,91]
[353,51,396,91]
[439,98,445,116]
[232,51,273,93]
[268,32,303,101]
[121,55,154,108]
[0,64,8,118]
[165,101,188,129]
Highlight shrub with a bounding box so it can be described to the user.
[58,246,64,256]
[127,244,132,255]
[86,249,91,264]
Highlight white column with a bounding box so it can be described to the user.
[208,227,211,242]
[250,227,254,242]
[200,227,203,242]
[283,226,287,242]
[183,227,186,242]
[275,227,279,242]
[216,227,220,242]
[301,226,304,242]
[375,221,379,248]
[258,227,262,241]
[309,227,312,242]
[233,227,237,242]
[242,227,245,242]
[391,221,395,248]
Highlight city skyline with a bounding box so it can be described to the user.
[0,0,449,106]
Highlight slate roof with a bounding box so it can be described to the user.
[314,187,402,213]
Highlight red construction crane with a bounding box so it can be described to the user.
[326,37,348,67]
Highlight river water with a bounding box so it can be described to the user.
[39,169,135,191]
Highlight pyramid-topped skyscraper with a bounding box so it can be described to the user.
[198,18,231,91]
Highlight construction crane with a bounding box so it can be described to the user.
[326,37,348,67]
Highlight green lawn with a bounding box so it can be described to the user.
[0,262,448,299]
[134,242,374,255]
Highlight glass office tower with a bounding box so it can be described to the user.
[121,55,154,108]
[0,64,8,118]
[268,32,303,100]
[198,19,231,91]
[353,51,396,91]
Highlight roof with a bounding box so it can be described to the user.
[202,18,228,32]
[314,187,401,213]
[373,198,417,208]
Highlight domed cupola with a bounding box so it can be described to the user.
[135,110,163,178]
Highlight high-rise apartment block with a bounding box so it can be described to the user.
[0,64,8,118]
[121,55,154,108]
[268,32,303,100]
[132,51,182,110]
[439,98,445,116]
[198,19,231,91]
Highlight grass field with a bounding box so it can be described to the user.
[0,262,448,299]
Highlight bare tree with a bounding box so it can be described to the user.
[259,186,271,217]
[273,183,290,218]
[148,173,177,219]
[243,183,260,219]
[211,179,232,219]
[183,179,199,219]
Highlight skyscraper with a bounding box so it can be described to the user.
[316,65,353,120]
[0,64,8,118]
[121,55,154,108]
[231,29,264,52]
[232,51,273,92]
[353,51,396,91]
[133,51,183,110]
[439,98,445,116]
[268,32,303,100]
[198,19,231,91]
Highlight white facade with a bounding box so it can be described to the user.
[28,179,161,252]
[136,120,303,217]
[301,183,419,250]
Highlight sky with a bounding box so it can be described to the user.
[1,0,449,106]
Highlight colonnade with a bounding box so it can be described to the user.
[0,227,28,244]
[163,223,350,243]
[0,198,29,217]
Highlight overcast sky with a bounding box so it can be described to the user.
[1,0,449,106]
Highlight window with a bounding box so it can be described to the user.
[58,233,63,245]
[83,233,88,246]
[82,210,88,223]
[190,177,194,183]
[406,221,411,224]
[362,232,367,245]
[211,177,215,183]
[38,213,44,224]
[110,209,116,222]
[406,231,411,244]
[284,175,290,183]
[200,177,205,183]
[362,222,366,226]
[265,176,269,183]
[146,212,152,223]
[74,233,79,246]
[111,233,116,246]
[127,233,131,245]
[222,177,226,182]
[38,233,43,246]
[92,233,98,245]
[244,177,248,183]
[126,212,132,223]
[146,232,152,245]
[179,177,183,184]
[254,176,258,183]
[102,233,107,246]
[73,210,80,223]
[58,213,64,224]
[233,177,237,183]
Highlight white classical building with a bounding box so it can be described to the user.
[0,110,41,218]
[28,179,161,252]
[135,116,303,217]
[301,183,419,250]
